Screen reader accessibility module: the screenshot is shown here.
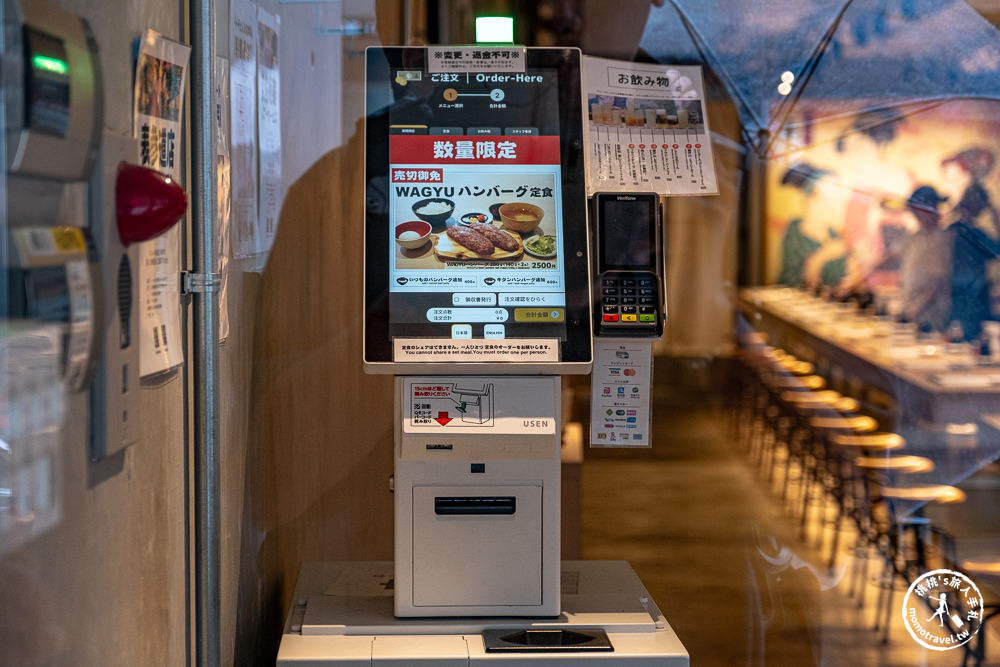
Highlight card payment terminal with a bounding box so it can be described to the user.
[593,192,665,338]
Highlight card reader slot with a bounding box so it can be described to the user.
[434,496,516,515]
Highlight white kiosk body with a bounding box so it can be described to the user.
[394,376,561,616]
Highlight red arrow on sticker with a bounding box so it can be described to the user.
[434,411,452,426]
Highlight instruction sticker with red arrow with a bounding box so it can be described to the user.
[402,376,557,434]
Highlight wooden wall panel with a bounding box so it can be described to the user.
[239,121,396,664]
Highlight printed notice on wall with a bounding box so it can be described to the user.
[133,29,189,377]
[230,0,258,261]
[256,7,281,257]
[582,55,718,196]
[590,339,653,447]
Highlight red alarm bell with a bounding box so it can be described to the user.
[115,162,188,245]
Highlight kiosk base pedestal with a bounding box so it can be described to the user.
[277,560,689,666]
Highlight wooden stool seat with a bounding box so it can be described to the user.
[961,559,1000,577]
[780,359,815,376]
[880,484,966,504]
[786,394,860,414]
[854,454,934,474]
[781,389,841,405]
[831,431,903,450]
[769,374,826,391]
[828,397,860,413]
[811,414,878,433]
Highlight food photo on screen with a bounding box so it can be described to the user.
[391,170,561,271]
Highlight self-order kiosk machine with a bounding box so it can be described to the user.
[365,46,591,620]
[277,46,688,665]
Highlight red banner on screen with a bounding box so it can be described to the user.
[392,168,444,183]
[390,135,560,165]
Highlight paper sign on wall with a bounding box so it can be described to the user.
[256,7,281,257]
[582,55,718,196]
[230,0,258,260]
[132,29,189,377]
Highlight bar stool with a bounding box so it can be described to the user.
[960,559,1000,667]
[756,372,827,478]
[800,414,879,544]
[872,483,966,643]
[779,358,815,377]
[769,374,826,391]
[776,391,859,503]
[849,454,934,608]
[734,345,781,452]
[853,454,934,475]
[821,431,905,571]
[739,347,805,456]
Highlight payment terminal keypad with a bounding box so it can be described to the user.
[599,271,661,331]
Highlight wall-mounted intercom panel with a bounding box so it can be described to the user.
[4,0,105,392]
[5,0,143,461]
[592,192,666,339]
[89,134,141,461]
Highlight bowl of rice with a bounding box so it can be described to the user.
[411,198,455,230]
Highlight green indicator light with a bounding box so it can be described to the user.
[32,55,68,75]
[475,16,514,44]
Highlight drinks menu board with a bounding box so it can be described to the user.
[582,55,718,196]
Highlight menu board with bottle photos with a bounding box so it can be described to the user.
[583,56,718,196]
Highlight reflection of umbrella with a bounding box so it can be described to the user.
[640,0,1000,155]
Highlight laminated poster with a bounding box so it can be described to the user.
[590,339,653,447]
[132,29,190,377]
[256,7,281,258]
[582,55,718,196]
[230,0,259,260]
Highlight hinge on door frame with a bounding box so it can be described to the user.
[180,271,221,295]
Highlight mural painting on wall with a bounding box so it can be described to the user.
[765,100,1000,339]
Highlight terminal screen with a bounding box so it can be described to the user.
[599,198,656,271]
[365,47,590,368]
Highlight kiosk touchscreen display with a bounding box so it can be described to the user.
[364,48,591,371]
